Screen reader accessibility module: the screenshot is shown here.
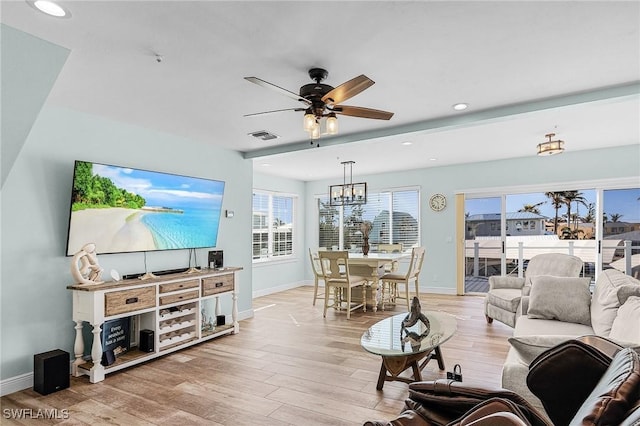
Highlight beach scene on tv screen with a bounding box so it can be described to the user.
[67,161,224,255]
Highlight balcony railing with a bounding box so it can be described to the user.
[465,237,638,279]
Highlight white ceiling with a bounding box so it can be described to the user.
[2,1,639,181]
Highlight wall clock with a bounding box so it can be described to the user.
[429,193,447,211]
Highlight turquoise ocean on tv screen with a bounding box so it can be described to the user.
[141,206,220,250]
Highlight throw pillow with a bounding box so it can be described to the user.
[617,285,640,305]
[528,276,592,325]
[609,296,640,345]
[508,335,575,364]
[591,269,640,336]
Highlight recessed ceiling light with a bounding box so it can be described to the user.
[261,163,271,167]
[401,141,413,146]
[452,103,468,111]
[429,158,438,161]
[28,0,70,17]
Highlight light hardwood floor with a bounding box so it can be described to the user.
[1,287,513,425]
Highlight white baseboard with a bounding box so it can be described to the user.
[420,286,457,295]
[252,280,307,298]
[1,372,32,397]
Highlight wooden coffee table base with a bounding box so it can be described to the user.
[376,346,445,390]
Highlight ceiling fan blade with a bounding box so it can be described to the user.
[321,75,374,105]
[244,77,311,106]
[244,107,306,117]
[332,105,394,120]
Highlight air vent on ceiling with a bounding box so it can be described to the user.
[248,130,279,141]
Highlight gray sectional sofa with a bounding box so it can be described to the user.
[501,268,640,414]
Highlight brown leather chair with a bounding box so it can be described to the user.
[364,336,640,426]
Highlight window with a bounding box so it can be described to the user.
[318,188,420,251]
[252,191,295,261]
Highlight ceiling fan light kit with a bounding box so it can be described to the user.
[329,161,367,207]
[326,113,338,135]
[537,132,565,156]
[245,67,393,141]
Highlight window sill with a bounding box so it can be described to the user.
[252,256,298,268]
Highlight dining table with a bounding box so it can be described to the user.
[345,252,411,312]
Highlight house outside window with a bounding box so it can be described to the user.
[252,191,295,261]
[318,188,420,251]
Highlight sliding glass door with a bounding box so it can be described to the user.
[462,185,639,294]
[464,197,503,293]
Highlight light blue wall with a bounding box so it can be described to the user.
[1,24,69,186]
[1,105,253,381]
[1,27,253,383]
[251,172,306,297]
[304,145,640,293]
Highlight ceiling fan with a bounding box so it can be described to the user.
[244,68,394,139]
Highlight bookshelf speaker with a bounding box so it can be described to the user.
[139,329,154,352]
[33,349,69,395]
[208,250,223,269]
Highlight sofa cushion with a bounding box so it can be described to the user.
[489,276,526,290]
[508,335,575,364]
[527,276,592,325]
[591,269,640,337]
[514,316,594,337]
[569,348,640,426]
[609,296,640,345]
[486,288,522,312]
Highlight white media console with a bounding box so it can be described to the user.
[67,267,241,383]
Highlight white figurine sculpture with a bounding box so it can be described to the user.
[71,243,104,285]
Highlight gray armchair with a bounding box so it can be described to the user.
[484,253,584,327]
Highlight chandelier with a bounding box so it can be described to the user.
[329,161,367,206]
[537,133,565,156]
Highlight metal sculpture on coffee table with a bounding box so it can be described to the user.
[401,297,431,352]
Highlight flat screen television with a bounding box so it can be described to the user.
[65,160,225,255]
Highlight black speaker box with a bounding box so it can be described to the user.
[139,329,154,352]
[101,349,115,366]
[33,349,69,395]
[208,250,223,269]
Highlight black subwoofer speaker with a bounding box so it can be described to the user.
[139,329,154,352]
[33,349,69,395]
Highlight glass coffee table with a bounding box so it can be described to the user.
[361,311,457,390]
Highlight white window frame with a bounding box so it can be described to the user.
[460,177,638,280]
[252,190,297,263]
[315,185,421,251]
